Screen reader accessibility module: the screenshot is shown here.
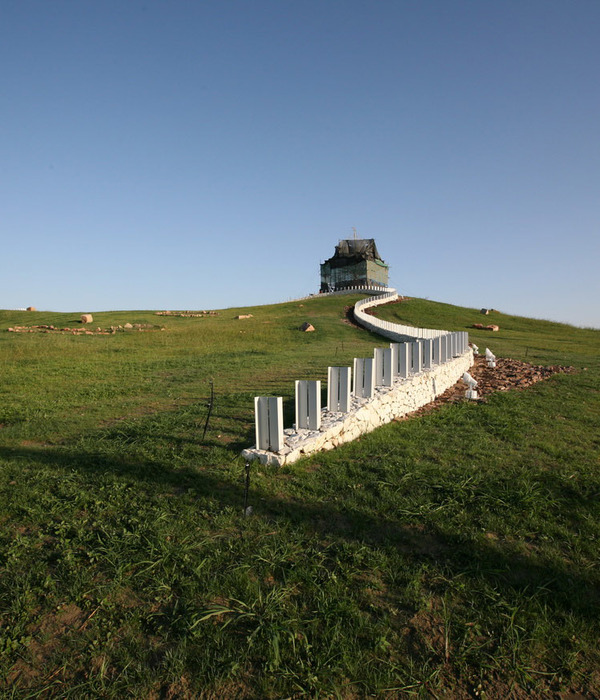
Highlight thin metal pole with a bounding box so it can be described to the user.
[243,461,251,516]
[202,378,214,441]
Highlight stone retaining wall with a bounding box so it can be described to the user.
[242,286,474,466]
[242,348,474,466]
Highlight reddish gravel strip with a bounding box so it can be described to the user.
[407,355,575,419]
[467,355,574,397]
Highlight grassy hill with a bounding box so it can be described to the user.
[1,295,599,698]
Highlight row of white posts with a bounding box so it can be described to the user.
[255,331,470,453]
[353,291,447,339]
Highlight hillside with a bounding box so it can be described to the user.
[1,295,599,698]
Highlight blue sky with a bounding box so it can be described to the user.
[2,0,599,327]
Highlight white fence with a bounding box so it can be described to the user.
[244,286,472,465]
[290,285,392,303]
[353,288,448,340]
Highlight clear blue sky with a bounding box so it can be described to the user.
[2,0,599,327]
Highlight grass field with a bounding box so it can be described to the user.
[1,295,599,698]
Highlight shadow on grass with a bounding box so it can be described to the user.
[94,398,258,454]
[1,439,599,627]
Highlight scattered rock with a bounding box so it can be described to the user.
[81,314,93,324]
[300,322,315,332]
[480,308,490,315]
[155,310,219,317]
[411,356,574,415]
[236,314,253,320]
[472,323,499,331]
[5,324,164,336]
[26,307,36,312]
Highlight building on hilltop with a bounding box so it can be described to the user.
[320,238,389,292]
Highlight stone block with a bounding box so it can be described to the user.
[398,343,410,378]
[295,380,321,430]
[327,366,351,412]
[353,357,375,398]
[374,347,393,387]
[254,396,284,452]
[411,341,422,374]
[422,339,433,369]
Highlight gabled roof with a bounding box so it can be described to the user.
[326,238,384,263]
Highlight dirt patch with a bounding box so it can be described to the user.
[7,603,88,688]
[341,305,364,328]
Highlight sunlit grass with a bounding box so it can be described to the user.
[1,295,599,697]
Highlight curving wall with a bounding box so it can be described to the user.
[353,288,448,340]
[242,287,473,466]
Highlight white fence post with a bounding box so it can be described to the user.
[353,358,375,398]
[433,336,441,365]
[374,347,393,387]
[422,338,433,370]
[398,343,410,378]
[295,380,321,430]
[440,334,448,363]
[254,396,284,452]
[390,342,400,377]
[327,367,351,412]
[411,340,422,374]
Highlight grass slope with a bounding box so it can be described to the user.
[0,296,599,698]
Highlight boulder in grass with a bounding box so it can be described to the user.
[27,306,36,312]
[235,314,253,320]
[81,314,93,324]
[300,322,315,332]
[486,324,500,332]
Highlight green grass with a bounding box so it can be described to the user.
[1,295,599,698]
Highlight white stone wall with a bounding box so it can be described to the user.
[242,286,473,466]
[353,289,448,340]
[242,348,474,467]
